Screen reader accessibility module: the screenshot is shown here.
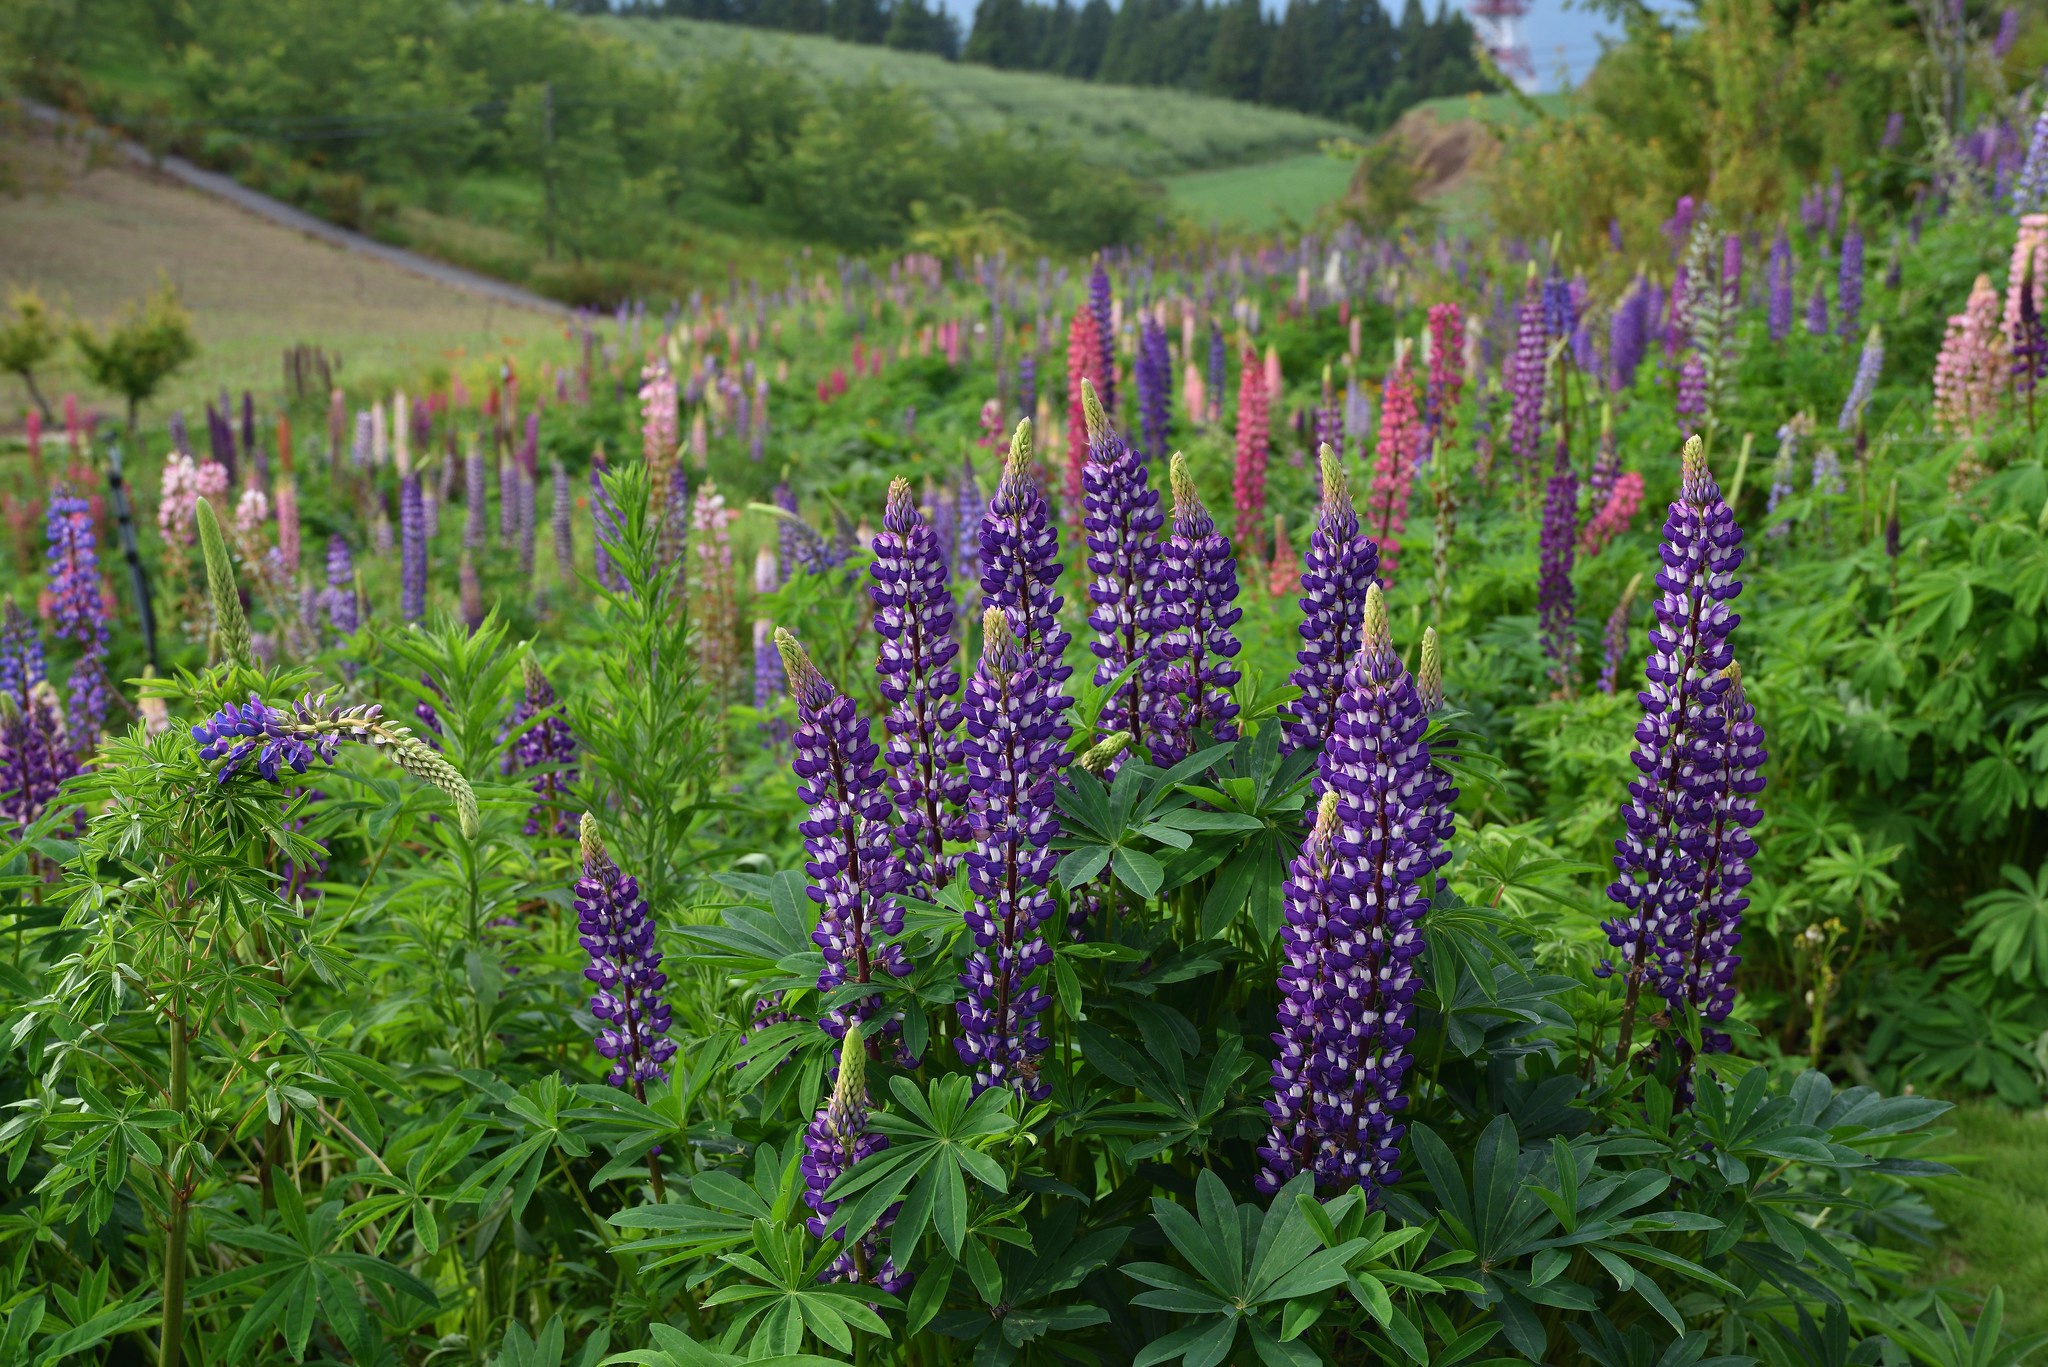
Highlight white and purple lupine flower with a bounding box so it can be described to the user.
[1282,445,1379,759]
[800,1024,910,1293]
[0,682,76,831]
[1080,384,1171,762]
[192,692,370,783]
[1152,453,1242,766]
[778,629,911,1047]
[1601,436,1745,1061]
[1837,325,1884,431]
[321,534,357,637]
[870,479,968,886]
[1136,315,1172,465]
[1258,789,1347,1192]
[978,421,1071,702]
[1538,436,1578,690]
[956,607,1064,1100]
[502,656,579,838]
[575,814,677,1092]
[0,600,47,702]
[551,459,574,580]
[1262,587,1446,1200]
[1669,662,1765,1064]
[400,473,427,623]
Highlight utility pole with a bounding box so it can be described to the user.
[541,81,558,262]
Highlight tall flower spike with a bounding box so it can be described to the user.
[1417,627,1443,712]
[870,478,968,886]
[575,813,678,1092]
[778,628,911,1046]
[1153,453,1242,766]
[978,420,1072,703]
[1257,789,1344,1192]
[399,473,427,623]
[195,498,253,669]
[1508,271,1547,477]
[800,1023,911,1292]
[1283,443,1379,758]
[1675,661,1765,1063]
[1305,585,1447,1199]
[1538,435,1579,691]
[956,605,1065,1099]
[1368,346,1420,576]
[1080,381,1169,760]
[1602,436,1745,1064]
[0,685,76,832]
[502,655,579,838]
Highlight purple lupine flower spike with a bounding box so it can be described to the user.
[1257,789,1345,1192]
[192,692,369,783]
[1307,586,1446,1199]
[1678,662,1765,1059]
[1838,325,1884,431]
[1598,573,1643,695]
[778,629,911,1048]
[45,490,104,650]
[502,655,579,837]
[800,1023,911,1292]
[1282,444,1379,758]
[1137,315,1172,465]
[978,420,1071,702]
[870,479,968,886]
[1153,453,1242,766]
[576,813,677,1091]
[956,606,1064,1099]
[1088,259,1116,416]
[1080,383,1170,761]
[1508,270,1547,476]
[1602,436,1745,1063]
[551,459,574,581]
[464,441,489,550]
[0,600,47,702]
[322,534,358,636]
[1538,435,1579,691]
[1837,222,1863,338]
[0,683,76,831]
[1766,228,1793,342]
[400,472,427,623]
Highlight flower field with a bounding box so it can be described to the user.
[10,80,2048,1367]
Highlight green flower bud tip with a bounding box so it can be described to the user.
[1006,419,1033,480]
[774,627,822,705]
[1418,627,1443,712]
[1079,730,1131,775]
[1362,583,1390,654]
[1318,443,1349,513]
[1168,452,1200,521]
[834,1019,867,1110]
[1080,380,1107,444]
[981,605,1014,659]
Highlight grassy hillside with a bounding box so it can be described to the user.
[0,129,566,424]
[591,15,1356,179]
[1165,151,1355,230]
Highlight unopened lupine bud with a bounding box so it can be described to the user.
[1418,627,1443,712]
[195,498,253,669]
[1079,730,1131,774]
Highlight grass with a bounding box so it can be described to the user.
[0,129,570,427]
[1923,1103,2048,1335]
[592,15,1356,179]
[1408,89,1580,130]
[1165,151,1355,231]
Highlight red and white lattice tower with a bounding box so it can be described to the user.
[1467,0,1535,88]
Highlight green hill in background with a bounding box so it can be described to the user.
[592,14,1356,179]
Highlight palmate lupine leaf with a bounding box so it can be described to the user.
[1962,861,2048,985]
[824,1073,1016,1267]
